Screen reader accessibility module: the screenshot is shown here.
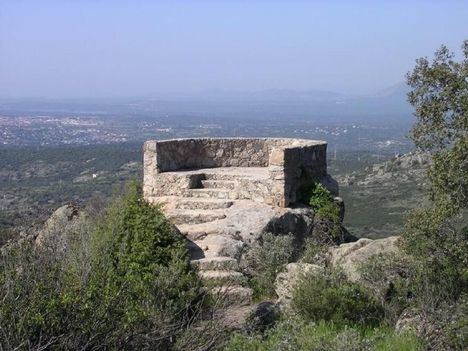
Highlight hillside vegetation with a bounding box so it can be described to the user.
[0,42,466,350]
[0,183,207,349]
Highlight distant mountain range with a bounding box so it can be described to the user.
[201,82,409,101]
[0,82,412,124]
[180,82,412,123]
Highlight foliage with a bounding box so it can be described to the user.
[302,182,344,243]
[0,182,203,350]
[391,40,468,349]
[300,237,329,265]
[407,41,467,151]
[303,182,340,221]
[87,182,203,348]
[224,317,423,351]
[241,233,295,299]
[358,252,415,325]
[404,205,467,306]
[406,39,467,215]
[292,270,384,328]
[404,39,468,306]
[421,294,468,351]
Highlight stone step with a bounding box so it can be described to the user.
[186,233,236,260]
[175,198,234,210]
[183,188,235,199]
[201,180,236,190]
[191,256,238,271]
[178,222,220,241]
[203,173,240,181]
[208,285,253,306]
[167,209,226,225]
[199,270,246,285]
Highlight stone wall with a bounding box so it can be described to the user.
[154,138,270,172]
[143,138,329,207]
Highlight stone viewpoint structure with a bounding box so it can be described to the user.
[143,138,336,303]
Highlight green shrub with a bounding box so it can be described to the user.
[300,237,328,264]
[302,182,340,221]
[0,218,90,350]
[241,233,295,299]
[81,182,202,348]
[224,317,424,351]
[302,182,343,242]
[292,270,384,327]
[358,252,415,325]
[0,182,202,350]
[403,205,467,307]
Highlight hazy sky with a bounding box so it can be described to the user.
[0,0,467,98]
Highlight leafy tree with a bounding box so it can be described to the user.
[406,40,467,210]
[404,41,467,305]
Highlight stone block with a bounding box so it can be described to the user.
[268,148,285,166]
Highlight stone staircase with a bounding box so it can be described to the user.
[163,174,253,305]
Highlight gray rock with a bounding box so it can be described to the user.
[222,201,315,248]
[223,201,278,243]
[35,203,86,253]
[328,236,402,283]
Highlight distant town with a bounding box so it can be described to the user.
[0,114,412,155]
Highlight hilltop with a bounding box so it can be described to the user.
[338,152,431,237]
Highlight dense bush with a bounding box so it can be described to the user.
[358,252,415,325]
[0,182,203,350]
[224,317,423,351]
[404,205,467,307]
[300,237,329,264]
[292,270,384,328]
[241,233,295,299]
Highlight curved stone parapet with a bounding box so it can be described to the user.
[143,138,329,207]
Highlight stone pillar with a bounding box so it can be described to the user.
[143,140,158,199]
[268,148,287,207]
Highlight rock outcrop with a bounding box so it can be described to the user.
[158,190,319,305]
[35,203,82,250]
[144,138,338,306]
[274,236,404,310]
[328,236,402,282]
[336,151,431,187]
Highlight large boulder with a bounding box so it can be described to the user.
[185,201,317,260]
[275,262,323,310]
[223,201,315,246]
[328,236,402,283]
[35,203,85,252]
